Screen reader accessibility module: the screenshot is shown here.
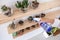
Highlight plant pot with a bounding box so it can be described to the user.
[10,22,16,29]
[12,32,17,37]
[3,8,13,17]
[18,20,24,25]
[28,16,33,22]
[40,13,45,18]
[32,1,39,9]
[21,8,27,13]
[26,27,30,30]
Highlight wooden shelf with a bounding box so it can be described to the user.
[13,24,39,38]
[8,20,38,34]
[8,9,60,34]
[44,10,60,19]
[0,0,60,24]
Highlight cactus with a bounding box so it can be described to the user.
[15,0,29,9]
[1,5,8,11]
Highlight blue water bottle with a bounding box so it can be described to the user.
[40,22,52,33]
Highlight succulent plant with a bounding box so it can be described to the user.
[15,1,21,8]
[1,5,8,11]
[15,0,29,11]
[28,16,33,21]
[12,32,17,37]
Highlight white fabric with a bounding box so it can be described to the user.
[52,19,60,28]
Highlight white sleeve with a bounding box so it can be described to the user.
[52,19,60,28]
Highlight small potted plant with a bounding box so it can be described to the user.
[10,22,16,29]
[1,5,13,17]
[28,16,33,22]
[18,20,24,25]
[32,0,39,9]
[15,0,29,13]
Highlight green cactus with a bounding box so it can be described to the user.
[15,0,29,9]
[15,1,22,8]
[1,5,8,11]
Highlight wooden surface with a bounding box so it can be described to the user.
[8,20,37,34]
[0,0,60,24]
[8,10,60,34]
[13,24,39,38]
[45,10,60,19]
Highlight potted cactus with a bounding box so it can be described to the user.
[28,16,33,22]
[10,22,16,29]
[1,5,13,17]
[32,0,39,9]
[18,20,24,25]
[15,0,29,12]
